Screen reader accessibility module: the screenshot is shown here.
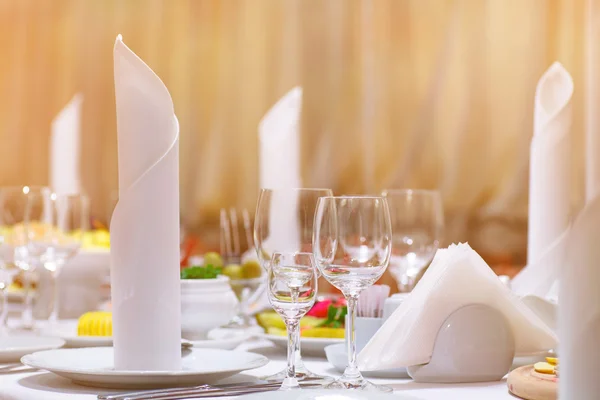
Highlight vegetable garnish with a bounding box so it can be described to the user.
[180,264,222,279]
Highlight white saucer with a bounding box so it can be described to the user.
[0,336,65,363]
[190,328,253,350]
[325,343,409,379]
[241,390,419,400]
[262,334,342,356]
[21,347,269,389]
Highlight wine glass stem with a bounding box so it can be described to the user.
[345,294,360,378]
[49,268,61,323]
[283,318,300,389]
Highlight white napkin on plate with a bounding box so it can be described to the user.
[50,94,83,195]
[512,62,574,300]
[258,87,303,189]
[110,35,181,371]
[559,196,600,398]
[357,243,557,371]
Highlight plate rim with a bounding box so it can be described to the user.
[21,347,269,377]
[0,336,65,353]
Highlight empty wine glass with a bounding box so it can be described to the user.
[383,189,444,292]
[31,193,89,324]
[313,196,392,391]
[0,186,50,329]
[267,252,318,390]
[255,188,333,381]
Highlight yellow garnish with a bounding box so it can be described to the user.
[546,357,558,366]
[534,362,555,374]
[77,312,112,336]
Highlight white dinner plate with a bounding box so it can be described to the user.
[0,336,65,363]
[241,390,419,400]
[262,334,343,356]
[21,347,269,389]
[191,328,253,350]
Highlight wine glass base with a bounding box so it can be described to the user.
[262,367,332,382]
[325,378,392,392]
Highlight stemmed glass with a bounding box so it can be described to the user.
[0,186,50,330]
[313,196,392,391]
[254,188,333,381]
[267,252,318,390]
[383,189,444,292]
[31,193,89,324]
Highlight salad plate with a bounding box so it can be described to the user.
[41,320,193,349]
[41,320,112,348]
[262,334,342,356]
[0,336,65,363]
[21,347,269,389]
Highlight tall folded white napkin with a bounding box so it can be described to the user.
[259,87,303,189]
[50,94,83,195]
[110,35,181,371]
[258,88,303,254]
[357,243,557,371]
[559,196,600,398]
[512,62,574,299]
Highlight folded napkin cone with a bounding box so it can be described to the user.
[357,243,557,371]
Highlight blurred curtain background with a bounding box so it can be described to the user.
[0,0,586,265]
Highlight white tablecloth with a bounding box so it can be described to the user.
[0,340,513,400]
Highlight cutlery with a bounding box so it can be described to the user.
[99,378,323,400]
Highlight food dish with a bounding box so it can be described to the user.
[21,347,269,389]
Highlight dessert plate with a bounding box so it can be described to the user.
[0,336,65,363]
[21,347,269,389]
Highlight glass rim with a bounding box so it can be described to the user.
[382,188,441,196]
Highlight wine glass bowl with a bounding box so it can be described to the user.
[382,189,444,292]
[267,252,318,390]
[313,195,392,392]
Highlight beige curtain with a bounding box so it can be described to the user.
[0,0,587,263]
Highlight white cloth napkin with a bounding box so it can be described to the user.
[110,35,181,371]
[558,196,600,398]
[512,62,574,299]
[257,88,304,254]
[50,94,83,195]
[357,243,557,371]
[259,87,303,189]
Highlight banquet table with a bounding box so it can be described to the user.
[0,338,514,400]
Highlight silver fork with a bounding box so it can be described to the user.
[99,379,322,400]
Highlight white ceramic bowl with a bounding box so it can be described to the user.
[181,275,239,340]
